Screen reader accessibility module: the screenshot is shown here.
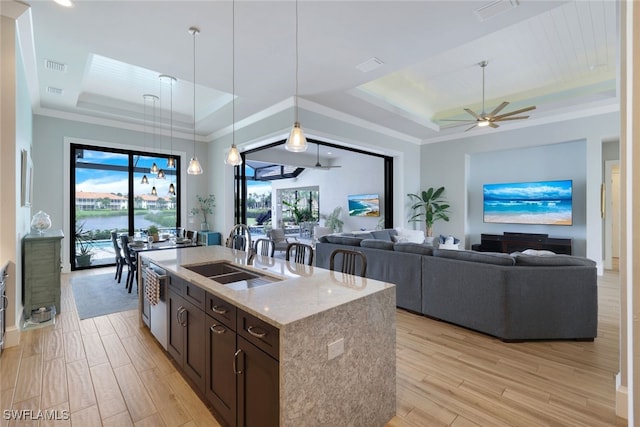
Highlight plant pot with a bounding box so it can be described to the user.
[200,222,209,232]
[76,253,92,267]
[424,236,435,246]
[152,233,159,242]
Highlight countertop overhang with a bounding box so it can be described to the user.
[139,245,395,328]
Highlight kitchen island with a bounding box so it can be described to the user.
[138,245,396,427]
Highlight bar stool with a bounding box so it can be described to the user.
[329,248,367,277]
[285,242,314,266]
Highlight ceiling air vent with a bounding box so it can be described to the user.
[474,0,519,22]
[356,57,384,73]
[44,59,68,72]
[47,86,64,95]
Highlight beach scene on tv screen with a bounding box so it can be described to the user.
[483,180,573,225]
[348,194,380,217]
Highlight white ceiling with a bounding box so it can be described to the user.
[16,0,619,146]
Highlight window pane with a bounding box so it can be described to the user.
[133,154,178,235]
[74,148,129,268]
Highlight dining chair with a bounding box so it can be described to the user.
[110,231,124,283]
[329,248,367,277]
[119,235,138,293]
[285,242,314,266]
[254,238,275,257]
[268,228,296,252]
[185,230,198,243]
[226,224,253,252]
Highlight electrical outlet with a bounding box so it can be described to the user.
[327,338,344,360]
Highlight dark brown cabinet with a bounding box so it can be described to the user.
[236,336,279,427]
[205,293,279,427]
[167,274,206,392]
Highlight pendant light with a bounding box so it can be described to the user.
[160,74,177,195]
[225,0,242,166]
[148,93,160,175]
[151,186,157,196]
[285,0,307,153]
[187,26,204,175]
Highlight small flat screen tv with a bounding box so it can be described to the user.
[483,180,573,225]
[348,193,380,217]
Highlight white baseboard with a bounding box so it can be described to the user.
[615,373,628,419]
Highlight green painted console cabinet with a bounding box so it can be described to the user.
[22,230,64,319]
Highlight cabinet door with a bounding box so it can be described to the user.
[183,299,206,392]
[206,316,237,427]
[237,336,279,427]
[167,291,185,363]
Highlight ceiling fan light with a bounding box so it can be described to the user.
[478,120,491,127]
[285,122,308,152]
[187,157,203,175]
[225,143,243,166]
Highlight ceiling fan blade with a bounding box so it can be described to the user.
[493,105,536,120]
[464,124,477,132]
[494,115,530,121]
[489,122,499,128]
[441,121,477,129]
[464,108,481,120]
[487,101,509,117]
[440,119,480,122]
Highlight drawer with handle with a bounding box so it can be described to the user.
[237,308,279,360]
[206,292,236,330]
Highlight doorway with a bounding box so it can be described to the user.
[604,160,620,271]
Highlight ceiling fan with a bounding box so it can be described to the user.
[442,60,536,132]
[299,143,341,170]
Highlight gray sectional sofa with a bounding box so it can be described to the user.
[315,230,598,341]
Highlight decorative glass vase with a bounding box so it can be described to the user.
[31,211,52,234]
[200,222,209,232]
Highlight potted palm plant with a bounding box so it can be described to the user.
[74,221,94,267]
[321,206,344,233]
[407,186,450,244]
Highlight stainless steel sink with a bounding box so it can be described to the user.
[182,261,280,289]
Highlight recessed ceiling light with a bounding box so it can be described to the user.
[53,0,73,7]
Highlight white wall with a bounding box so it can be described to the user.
[1,11,32,344]
[421,111,619,269]
[32,115,209,272]
[468,141,587,256]
[268,151,385,232]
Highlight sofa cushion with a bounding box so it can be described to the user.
[325,235,363,246]
[370,229,394,241]
[361,239,395,250]
[434,249,515,266]
[393,242,434,256]
[514,254,597,267]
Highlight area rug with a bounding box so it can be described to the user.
[71,272,138,320]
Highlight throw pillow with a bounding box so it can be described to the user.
[394,228,425,244]
[370,229,392,241]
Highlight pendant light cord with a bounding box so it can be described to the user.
[193,28,197,156]
[294,0,299,122]
[232,0,235,146]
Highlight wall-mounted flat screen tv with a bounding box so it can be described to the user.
[483,180,573,225]
[348,193,380,217]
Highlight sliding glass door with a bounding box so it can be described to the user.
[71,144,180,270]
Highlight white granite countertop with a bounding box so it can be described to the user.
[140,245,394,328]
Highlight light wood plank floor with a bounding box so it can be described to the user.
[0,268,627,426]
